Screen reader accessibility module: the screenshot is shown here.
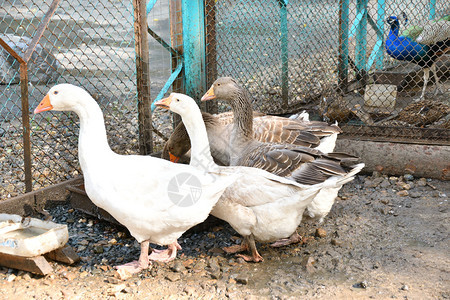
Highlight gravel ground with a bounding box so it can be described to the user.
[0,172,448,299]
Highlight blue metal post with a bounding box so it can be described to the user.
[338,0,349,91]
[355,0,368,71]
[279,0,289,108]
[146,0,158,14]
[429,0,436,20]
[181,0,206,102]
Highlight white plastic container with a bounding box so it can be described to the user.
[364,84,397,109]
[0,214,68,257]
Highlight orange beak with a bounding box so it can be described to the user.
[34,94,53,114]
[201,86,216,101]
[154,96,172,110]
[169,152,180,163]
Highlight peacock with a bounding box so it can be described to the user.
[385,14,450,100]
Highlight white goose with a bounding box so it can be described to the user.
[34,84,239,276]
[155,93,363,262]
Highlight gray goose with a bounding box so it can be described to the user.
[201,77,362,247]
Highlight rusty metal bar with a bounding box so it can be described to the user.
[23,0,61,62]
[133,0,153,154]
[0,0,61,193]
[0,38,26,64]
[169,0,184,127]
[19,64,32,192]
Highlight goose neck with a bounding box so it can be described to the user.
[180,108,216,171]
[229,88,253,140]
[75,99,113,166]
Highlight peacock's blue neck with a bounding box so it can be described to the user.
[385,20,428,65]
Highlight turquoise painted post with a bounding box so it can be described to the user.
[338,0,349,91]
[355,0,368,72]
[279,0,289,108]
[181,0,206,102]
[429,0,436,20]
[374,0,385,69]
[146,0,158,14]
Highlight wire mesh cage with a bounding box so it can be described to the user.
[0,0,174,200]
[204,0,449,140]
[1,0,449,200]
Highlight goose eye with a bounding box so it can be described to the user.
[54,91,58,95]
[217,83,221,87]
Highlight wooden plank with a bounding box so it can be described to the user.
[133,0,153,155]
[169,0,183,127]
[0,252,53,275]
[45,245,80,265]
[0,177,83,215]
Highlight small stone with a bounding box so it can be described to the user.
[401,284,409,291]
[62,271,76,281]
[410,192,421,198]
[315,228,327,238]
[107,276,120,284]
[397,182,411,190]
[375,165,384,172]
[236,257,246,264]
[431,191,441,198]
[301,256,316,273]
[22,273,32,280]
[353,280,368,289]
[396,190,409,197]
[123,287,134,294]
[235,274,249,285]
[417,178,427,186]
[207,232,215,239]
[79,239,89,246]
[6,274,16,282]
[99,265,109,272]
[182,259,195,268]
[171,261,186,273]
[331,239,342,246]
[165,273,181,282]
[107,283,126,295]
[67,218,74,223]
[108,238,117,245]
[209,247,225,254]
[380,198,390,205]
[79,271,89,278]
[94,245,104,254]
[380,179,391,188]
[372,171,382,178]
[184,286,196,296]
[404,174,414,181]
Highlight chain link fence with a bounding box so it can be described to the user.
[205,0,449,141]
[0,0,173,200]
[1,0,449,200]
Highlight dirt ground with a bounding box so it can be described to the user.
[0,172,448,299]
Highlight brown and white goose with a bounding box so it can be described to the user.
[155,93,363,262]
[163,111,341,164]
[201,77,363,232]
